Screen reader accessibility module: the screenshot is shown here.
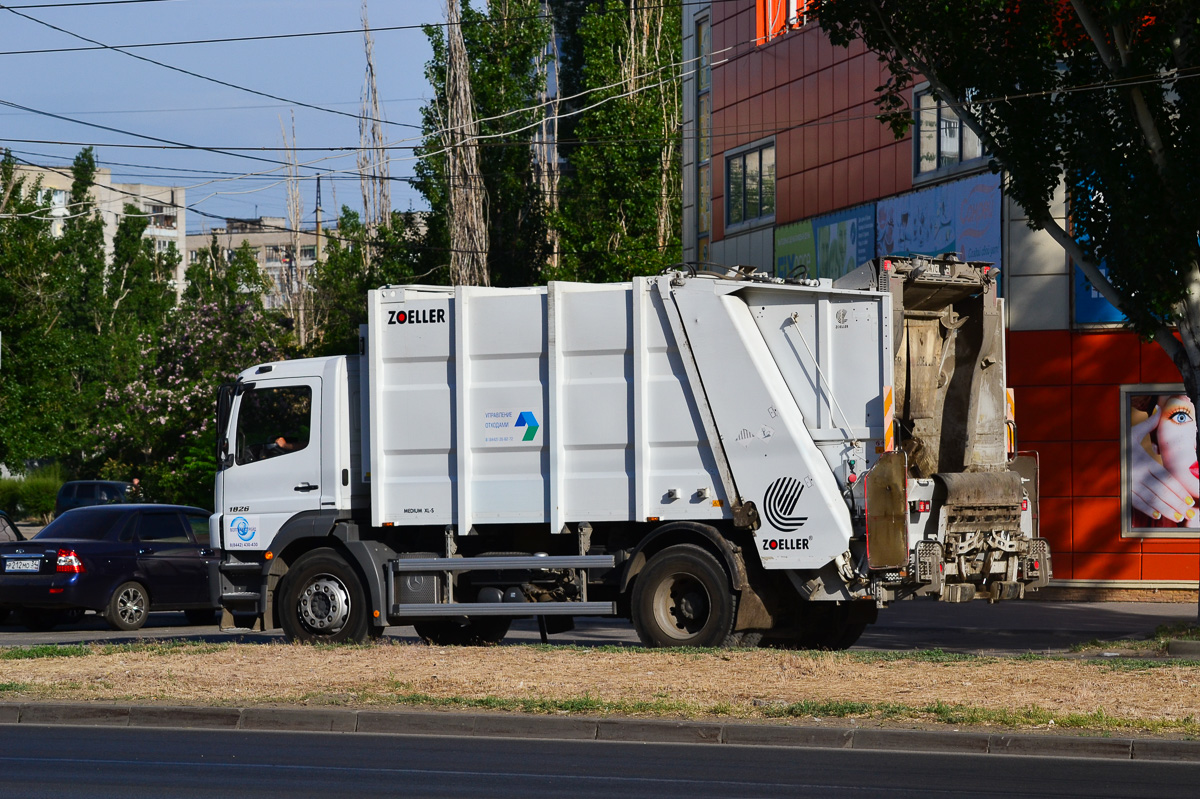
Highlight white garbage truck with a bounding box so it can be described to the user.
[209,256,1050,647]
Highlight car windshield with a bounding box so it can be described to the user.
[33,512,121,541]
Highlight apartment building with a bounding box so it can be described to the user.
[14,164,186,288]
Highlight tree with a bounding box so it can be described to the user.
[308,207,430,356]
[813,0,1200,605]
[815,1,1198,378]
[0,152,69,468]
[415,0,552,287]
[552,0,683,283]
[100,238,289,507]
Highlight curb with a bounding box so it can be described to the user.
[2,702,1198,761]
[1167,639,1200,657]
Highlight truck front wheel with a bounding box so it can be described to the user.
[279,549,371,644]
[632,544,736,648]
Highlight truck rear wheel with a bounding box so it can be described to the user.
[279,549,371,644]
[797,603,867,650]
[632,544,736,648]
[412,617,511,646]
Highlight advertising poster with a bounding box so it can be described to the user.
[813,204,876,280]
[1122,384,1199,537]
[774,220,816,279]
[875,172,1002,263]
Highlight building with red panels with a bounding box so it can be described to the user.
[680,1,1198,591]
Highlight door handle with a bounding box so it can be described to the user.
[294,483,318,492]
[138,547,153,555]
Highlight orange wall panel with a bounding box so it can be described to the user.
[1142,553,1199,582]
[1049,553,1073,580]
[1072,441,1121,497]
[1073,552,1141,580]
[1140,339,1182,384]
[1071,384,1120,440]
[1073,331,1141,385]
[1026,441,1072,497]
[1140,536,1200,554]
[1072,497,1135,552]
[1014,386,1072,441]
[1038,496,1073,556]
[1006,330,1072,387]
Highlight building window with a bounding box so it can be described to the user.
[915,89,986,177]
[696,17,712,261]
[300,245,316,261]
[726,142,775,228]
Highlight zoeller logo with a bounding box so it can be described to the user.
[515,411,539,442]
[763,477,809,532]
[387,308,446,325]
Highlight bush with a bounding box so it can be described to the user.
[0,479,20,516]
[20,477,60,522]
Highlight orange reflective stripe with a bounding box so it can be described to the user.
[883,385,894,452]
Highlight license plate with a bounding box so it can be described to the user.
[4,558,40,573]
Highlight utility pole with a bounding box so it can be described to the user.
[315,176,323,261]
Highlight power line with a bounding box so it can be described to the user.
[0,97,428,116]
[3,0,179,8]
[0,0,719,57]
[0,4,422,130]
[0,98,300,167]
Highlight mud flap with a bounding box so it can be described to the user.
[866,451,909,569]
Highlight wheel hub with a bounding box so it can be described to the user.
[653,573,710,639]
[118,588,145,625]
[298,575,351,634]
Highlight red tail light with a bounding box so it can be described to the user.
[1021,499,1029,511]
[56,549,85,574]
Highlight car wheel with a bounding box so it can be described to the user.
[631,544,737,648]
[278,549,371,644]
[413,617,512,646]
[105,582,150,631]
[184,609,219,626]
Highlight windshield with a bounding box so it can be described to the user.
[34,511,122,541]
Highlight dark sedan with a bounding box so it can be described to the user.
[0,504,219,632]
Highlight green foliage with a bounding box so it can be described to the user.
[814,0,1200,337]
[0,479,20,515]
[415,0,552,287]
[308,208,433,356]
[18,475,59,521]
[553,1,684,283]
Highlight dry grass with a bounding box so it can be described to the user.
[3,641,1200,735]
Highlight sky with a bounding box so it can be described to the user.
[0,0,441,233]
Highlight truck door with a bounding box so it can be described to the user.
[219,378,322,552]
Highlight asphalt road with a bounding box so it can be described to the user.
[1,724,1197,798]
[0,598,1194,652]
